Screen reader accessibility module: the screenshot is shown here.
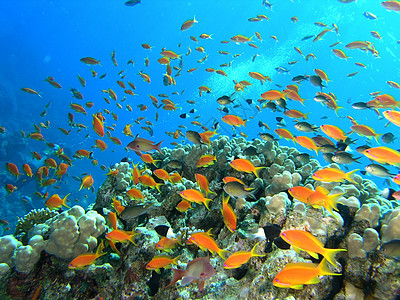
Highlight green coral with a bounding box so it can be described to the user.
[14,208,58,245]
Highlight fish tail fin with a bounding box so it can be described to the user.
[166,269,186,288]
[95,240,106,257]
[304,112,310,119]
[107,240,121,256]
[322,249,347,268]
[218,248,230,260]
[253,166,266,178]
[155,183,163,193]
[222,193,230,205]
[317,258,340,276]
[155,140,164,154]
[251,242,265,257]
[374,133,383,144]
[203,198,213,211]
[193,15,198,23]
[62,193,71,208]
[345,169,360,183]
[172,255,180,266]
[129,229,138,246]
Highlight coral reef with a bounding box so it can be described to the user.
[0,136,399,299]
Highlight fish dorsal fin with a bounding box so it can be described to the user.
[315,186,329,195]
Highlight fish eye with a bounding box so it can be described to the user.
[200,272,205,276]
[282,232,286,237]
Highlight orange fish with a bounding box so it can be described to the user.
[320,124,347,142]
[181,16,198,31]
[108,212,118,230]
[229,158,265,178]
[261,90,287,100]
[288,186,314,204]
[223,242,264,269]
[94,139,107,151]
[176,200,192,212]
[127,137,163,155]
[22,164,33,177]
[156,237,180,252]
[312,167,358,184]
[105,228,139,245]
[55,163,69,178]
[6,163,21,179]
[294,136,319,154]
[126,187,144,201]
[221,194,237,233]
[68,240,106,269]
[153,169,170,183]
[140,154,160,167]
[187,230,230,259]
[273,258,340,289]
[92,114,105,137]
[274,128,295,141]
[79,175,94,191]
[21,87,42,97]
[284,109,309,119]
[146,255,179,274]
[221,115,246,127]
[196,154,217,168]
[307,186,344,216]
[363,146,400,166]
[383,110,400,127]
[45,193,70,209]
[180,189,212,210]
[280,230,347,267]
[195,173,216,196]
[5,184,16,194]
[139,174,163,192]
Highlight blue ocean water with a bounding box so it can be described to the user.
[0,0,399,234]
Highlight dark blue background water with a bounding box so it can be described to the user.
[0,0,399,234]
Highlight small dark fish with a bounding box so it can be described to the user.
[301,35,315,41]
[275,66,290,73]
[274,236,291,250]
[352,102,369,110]
[276,117,286,127]
[380,240,400,258]
[222,107,229,113]
[320,116,328,119]
[332,151,361,164]
[292,75,309,83]
[310,75,325,90]
[243,146,258,156]
[252,54,260,62]
[265,101,278,112]
[166,160,183,170]
[364,164,394,178]
[212,122,219,130]
[263,224,281,242]
[180,113,189,119]
[363,12,378,20]
[120,204,152,221]
[233,104,241,108]
[382,132,396,144]
[186,130,203,145]
[125,0,141,6]
[322,153,335,163]
[294,122,318,132]
[99,73,107,79]
[246,99,253,105]
[319,144,338,153]
[295,153,312,163]
[259,132,278,142]
[356,145,371,154]
[275,98,288,110]
[121,157,132,163]
[217,95,234,105]
[314,95,329,103]
[189,109,197,113]
[224,181,255,199]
